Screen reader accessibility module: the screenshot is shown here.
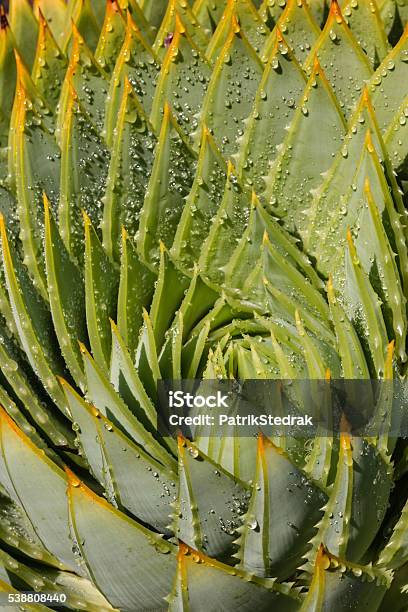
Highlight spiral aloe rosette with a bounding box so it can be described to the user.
[0,0,407,610]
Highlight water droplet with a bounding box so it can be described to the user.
[246,516,258,530]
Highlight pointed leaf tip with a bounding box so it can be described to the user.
[65,466,81,488]
[231,14,241,34]
[329,0,343,20]
[174,12,186,35]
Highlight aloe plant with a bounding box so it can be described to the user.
[0,0,407,610]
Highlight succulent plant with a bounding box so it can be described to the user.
[0,0,407,610]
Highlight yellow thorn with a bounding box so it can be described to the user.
[327,275,335,302]
[174,12,186,35]
[329,0,343,21]
[65,466,82,488]
[77,340,87,354]
[385,341,394,379]
[43,191,50,212]
[81,209,91,227]
[231,13,241,34]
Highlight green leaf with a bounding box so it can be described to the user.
[150,14,212,139]
[302,546,391,612]
[368,26,408,132]
[9,0,38,70]
[237,435,327,579]
[110,320,159,431]
[263,230,331,325]
[10,74,60,300]
[0,185,19,254]
[233,0,272,55]
[0,11,17,145]
[57,25,109,143]
[104,11,160,147]
[332,172,407,362]
[311,116,408,291]
[0,380,57,454]
[33,0,68,48]
[327,277,370,378]
[200,16,264,158]
[64,0,100,52]
[0,546,115,612]
[97,409,176,534]
[153,0,209,60]
[263,279,334,345]
[236,30,307,194]
[0,488,62,568]
[160,270,219,380]
[60,379,107,485]
[123,0,156,43]
[192,0,227,36]
[94,0,126,74]
[377,0,396,34]
[384,93,408,174]
[0,409,79,571]
[303,375,335,488]
[206,0,270,60]
[62,379,176,534]
[176,436,250,558]
[263,58,346,236]
[0,219,70,415]
[183,320,211,378]
[377,563,408,612]
[44,195,87,388]
[147,244,190,352]
[67,470,177,612]
[268,325,302,378]
[341,0,390,67]
[84,213,119,372]
[342,229,388,376]
[294,312,332,378]
[193,411,259,483]
[305,92,405,270]
[136,308,162,397]
[102,79,156,262]
[305,433,393,568]
[137,105,197,266]
[171,126,226,273]
[304,0,372,117]
[199,162,251,288]
[0,320,72,447]
[117,228,156,359]
[262,0,320,64]
[89,0,106,30]
[168,542,301,611]
[80,343,176,471]
[59,86,109,263]
[137,0,168,31]
[258,0,287,30]
[31,10,67,111]
[224,195,327,315]
[378,493,408,569]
